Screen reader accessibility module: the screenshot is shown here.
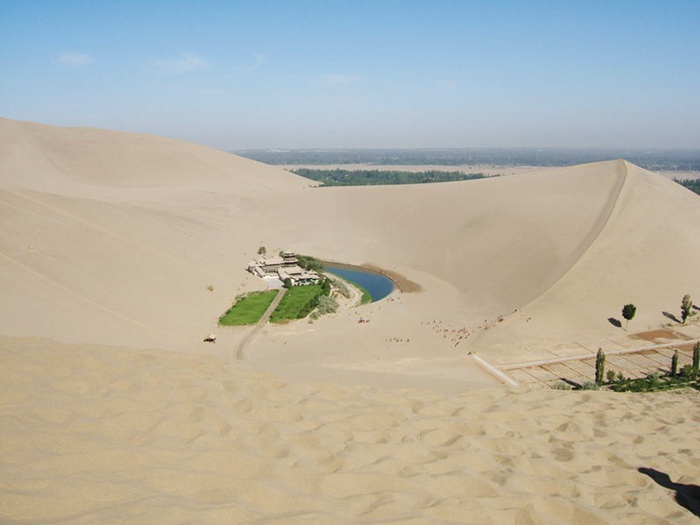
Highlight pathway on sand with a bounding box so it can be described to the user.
[236,288,286,361]
[475,337,700,387]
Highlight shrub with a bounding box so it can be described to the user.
[297,254,325,272]
[680,364,696,380]
[552,382,572,390]
[595,348,606,384]
[331,278,351,298]
[622,304,637,330]
[321,278,331,296]
[581,381,600,390]
[681,294,693,324]
[316,294,338,315]
[647,372,661,388]
[606,370,617,384]
[671,349,679,377]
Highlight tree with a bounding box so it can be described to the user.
[681,294,693,324]
[283,277,292,289]
[671,349,679,377]
[595,348,606,385]
[321,278,331,296]
[693,342,699,373]
[257,245,267,255]
[622,304,637,330]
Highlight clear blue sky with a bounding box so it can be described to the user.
[1,1,698,149]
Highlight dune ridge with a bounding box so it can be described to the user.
[523,159,629,310]
[1,119,699,522]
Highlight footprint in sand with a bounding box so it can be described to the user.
[188,406,204,423]
[552,447,575,462]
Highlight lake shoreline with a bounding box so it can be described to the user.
[324,263,395,302]
[320,260,421,294]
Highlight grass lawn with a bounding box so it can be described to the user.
[219,290,279,326]
[270,285,324,322]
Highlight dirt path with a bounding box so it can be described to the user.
[236,288,287,361]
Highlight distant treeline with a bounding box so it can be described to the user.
[675,178,700,195]
[232,147,700,171]
[292,168,487,186]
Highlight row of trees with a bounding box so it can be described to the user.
[620,294,695,330]
[292,168,487,187]
[592,342,700,390]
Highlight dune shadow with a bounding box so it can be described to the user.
[608,317,622,328]
[638,467,700,517]
[662,311,681,324]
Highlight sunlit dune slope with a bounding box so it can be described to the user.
[469,161,700,360]
[0,118,308,348]
[0,117,308,196]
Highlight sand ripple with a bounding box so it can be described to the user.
[1,337,699,523]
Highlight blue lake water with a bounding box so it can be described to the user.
[325,266,395,302]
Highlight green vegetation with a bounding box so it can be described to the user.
[607,371,698,393]
[681,294,693,324]
[314,295,339,317]
[674,178,700,195]
[257,245,266,255]
[572,345,700,393]
[671,350,679,377]
[232,147,700,172]
[219,290,279,326]
[328,276,350,298]
[622,303,636,330]
[296,254,325,272]
[595,348,606,385]
[292,168,487,187]
[270,285,325,322]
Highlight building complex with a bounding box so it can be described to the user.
[247,251,321,286]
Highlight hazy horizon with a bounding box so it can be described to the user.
[2,1,699,150]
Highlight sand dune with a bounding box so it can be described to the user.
[1,118,699,522]
[1,337,698,523]
[0,118,307,195]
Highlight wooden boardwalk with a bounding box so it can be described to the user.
[475,339,699,388]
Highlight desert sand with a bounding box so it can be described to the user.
[1,117,699,523]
